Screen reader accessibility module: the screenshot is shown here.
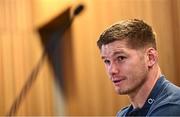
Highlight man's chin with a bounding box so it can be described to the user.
[115,88,129,95]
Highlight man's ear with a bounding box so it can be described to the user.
[146,48,158,68]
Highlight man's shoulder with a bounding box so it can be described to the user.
[159,79,180,101]
[147,79,180,116]
[148,103,180,116]
[156,79,180,105]
[116,106,129,116]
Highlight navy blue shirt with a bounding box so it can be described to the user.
[117,76,180,116]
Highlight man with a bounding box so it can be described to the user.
[97,19,180,116]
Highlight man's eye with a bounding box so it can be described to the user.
[104,60,110,64]
[117,56,126,61]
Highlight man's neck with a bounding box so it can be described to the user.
[128,65,162,109]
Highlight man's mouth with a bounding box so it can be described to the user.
[112,79,125,86]
[113,80,121,83]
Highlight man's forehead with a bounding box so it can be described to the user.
[101,40,128,53]
[104,40,128,47]
[101,44,128,59]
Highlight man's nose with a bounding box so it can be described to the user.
[109,63,119,75]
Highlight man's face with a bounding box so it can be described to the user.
[100,40,149,95]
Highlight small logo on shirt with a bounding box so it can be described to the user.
[148,98,155,104]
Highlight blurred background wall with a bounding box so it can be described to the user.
[0,0,179,116]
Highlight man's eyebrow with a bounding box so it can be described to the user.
[112,51,125,56]
[101,51,125,59]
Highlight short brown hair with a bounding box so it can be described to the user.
[97,19,156,50]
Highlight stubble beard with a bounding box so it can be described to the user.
[116,70,148,95]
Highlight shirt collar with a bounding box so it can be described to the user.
[125,75,166,116]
